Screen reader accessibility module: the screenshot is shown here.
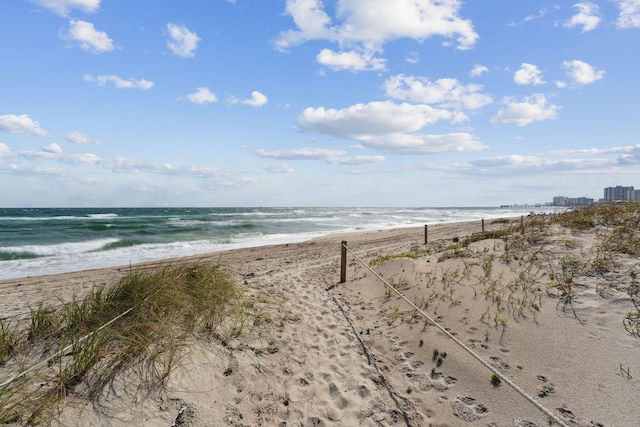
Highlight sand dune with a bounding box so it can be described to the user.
[1,217,638,426]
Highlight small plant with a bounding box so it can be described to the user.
[490,372,501,387]
[406,385,413,394]
[419,338,424,347]
[370,252,418,266]
[432,348,439,361]
[537,386,550,397]
[0,319,19,364]
[436,355,444,367]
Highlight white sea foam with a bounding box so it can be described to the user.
[0,206,561,281]
[0,238,121,257]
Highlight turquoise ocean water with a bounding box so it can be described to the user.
[0,207,555,280]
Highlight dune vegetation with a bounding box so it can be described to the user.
[0,263,266,424]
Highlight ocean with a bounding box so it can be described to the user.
[0,207,555,280]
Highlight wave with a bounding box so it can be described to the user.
[87,213,119,219]
[0,238,121,258]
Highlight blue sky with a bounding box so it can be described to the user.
[1,0,639,207]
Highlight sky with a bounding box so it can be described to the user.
[1,0,639,207]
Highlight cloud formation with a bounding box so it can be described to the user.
[564,2,601,32]
[384,74,492,110]
[261,162,295,173]
[470,64,488,77]
[513,63,545,86]
[616,0,640,28]
[231,91,268,107]
[63,20,113,53]
[297,101,486,154]
[275,0,478,72]
[0,114,49,137]
[491,94,559,126]
[184,87,217,104]
[0,143,12,159]
[563,60,605,84]
[316,48,385,72]
[166,23,200,57]
[66,131,102,144]
[255,147,385,165]
[83,74,154,89]
[28,0,101,17]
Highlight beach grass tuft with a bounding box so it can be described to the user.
[0,262,258,424]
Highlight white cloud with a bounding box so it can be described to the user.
[43,143,63,153]
[21,149,101,165]
[526,8,548,22]
[331,155,385,165]
[297,101,486,154]
[17,147,252,185]
[255,147,346,161]
[508,8,548,26]
[0,114,49,137]
[405,52,420,64]
[66,130,102,144]
[358,132,486,154]
[275,0,478,70]
[562,59,605,84]
[299,101,454,140]
[0,143,12,159]
[490,94,559,126]
[616,0,640,28]
[238,91,268,107]
[513,63,545,85]
[27,0,101,17]
[316,48,386,72]
[63,20,113,54]
[564,2,601,32]
[384,74,492,110]
[465,153,617,176]
[255,148,385,165]
[166,23,200,58]
[549,145,640,155]
[261,163,295,173]
[470,64,488,77]
[184,87,217,104]
[83,74,154,89]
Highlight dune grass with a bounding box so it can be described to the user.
[0,263,257,424]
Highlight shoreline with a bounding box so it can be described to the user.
[2,215,635,426]
[0,215,522,282]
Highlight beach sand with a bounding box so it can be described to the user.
[1,218,638,426]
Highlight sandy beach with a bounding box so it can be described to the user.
[1,216,638,426]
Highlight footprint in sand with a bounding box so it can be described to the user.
[327,381,350,421]
[451,395,488,422]
[418,372,458,392]
[489,355,510,370]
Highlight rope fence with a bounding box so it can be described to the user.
[338,232,570,427]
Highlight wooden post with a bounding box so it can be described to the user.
[521,215,524,226]
[340,240,347,283]
[481,218,485,233]
[424,224,428,244]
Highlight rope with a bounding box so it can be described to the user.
[342,243,570,427]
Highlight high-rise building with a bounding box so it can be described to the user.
[604,186,634,202]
